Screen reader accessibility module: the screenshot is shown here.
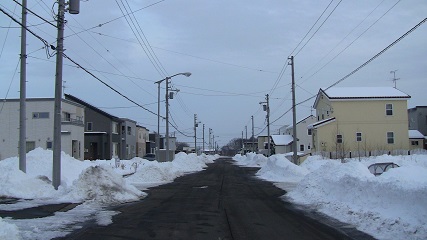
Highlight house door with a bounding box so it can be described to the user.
[89,142,98,160]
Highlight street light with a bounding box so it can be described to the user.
[154,72,191,161]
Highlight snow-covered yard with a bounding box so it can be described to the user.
[0,148,219,240]
[234,152,427,240]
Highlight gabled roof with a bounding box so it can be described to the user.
[307,117,336,130]
[271,135,293,146]
[65,94,119,120]
[313,87,410,108]
[286,115,315,130]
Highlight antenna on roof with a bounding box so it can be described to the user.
[390,70,400,88]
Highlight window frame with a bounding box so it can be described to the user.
[299,144,305,151]
[307,128,312,136]
[385,104,393,116]
[87,122,93,131]
[387,132,394,144]
[356,132,362,142]
[336,134,343,144]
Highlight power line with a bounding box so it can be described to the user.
[63,53,161,117]
[294,0,343,57]
[12,0,56,28]
[297,17,427,107]
[64,0,166,39]
[300,0,401,84]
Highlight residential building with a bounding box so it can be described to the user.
[136,125,149,157]
[120,118,137,159]
[284,115,316,154]
[270,135,293,154]
[409,130,425,150]
[147,133,157,154]
[0,98,85,160]
[310,87,411,157]
[65,94,137,160]
[408,106,427,136]
[257,135,271,155]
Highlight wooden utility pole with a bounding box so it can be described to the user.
[19,0,27,173]
[289,56,298,165]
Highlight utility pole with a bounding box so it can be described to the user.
[194,114,199,155]
[52,0,66,190]
[19,0,27,173]
[155,81,161,154]
[241,131,244,151]
[260,94,270,156]
[289,56,298,165]
[266,94,270,157]
[202,124,205,153]
[251,116,254,152]
[209,128,212,150]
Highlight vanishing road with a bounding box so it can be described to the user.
[60,157,374,240]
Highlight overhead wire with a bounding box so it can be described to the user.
[300,0,401,84]
[0,59,20,115]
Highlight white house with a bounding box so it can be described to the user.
[284,115,316,154]
[0,98,85,160]
[271,134,293,154]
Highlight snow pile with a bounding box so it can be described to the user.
[68,165,145,203]
[256,154,309,183]
[233,152,267,167]
[0,217,21,240]
[0,149,219,239]
[235,153,427,240]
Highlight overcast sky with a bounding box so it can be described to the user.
[1,0,426,147]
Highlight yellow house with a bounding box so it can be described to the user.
[309,87,411,158]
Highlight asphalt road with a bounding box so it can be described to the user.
[60,158,374,240]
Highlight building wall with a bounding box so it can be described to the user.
[285,115,316,154]
[409,139,424,150]
[120,119,136,159]
[84,107,113,160]
[136,126,148,157]
[0,99,84,160]
[408,106,427,136]
[313,97,410,153]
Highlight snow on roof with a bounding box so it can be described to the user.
[409,130,424,139]
[323,87,410,99]
[271,135,293,145]
[307,117,336,129]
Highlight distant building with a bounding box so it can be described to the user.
[136,125,149,157]
[408,106,427,136]
[284,115,316,154]
[0,98,85,160]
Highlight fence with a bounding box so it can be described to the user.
[312,148,427,160]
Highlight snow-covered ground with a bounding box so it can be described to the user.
[234,152,427,240]
[0,148,219,240]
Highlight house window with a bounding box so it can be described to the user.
[112,122,118,134]
[322,114,324,120]
[87,122,93,131]
[121,126,125,135]
[300,144,305,151]
[387,132,394,144]
[337,134,343,144]
[307,128,312,136]
[127,126,132,135]
[26,141,35,153]
[63,112,71,121]
[112,142,118,157]
[32,112,49,119]
[411,141,419,146]
[308,145,311,150]
[385,104,393,116]
[317,116,320,121]
[356,132,362,142]
[46,141,53,149]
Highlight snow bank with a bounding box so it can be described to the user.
[0,217,21,240]
[236,153,427,240]
[0,149,220,239]
[233,152,268,167]
[257,154,308,183]
[67,165,145,203]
